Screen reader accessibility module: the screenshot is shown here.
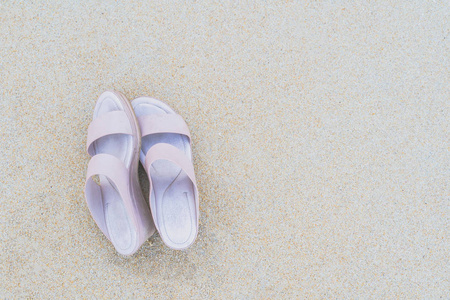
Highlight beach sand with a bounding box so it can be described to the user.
[0,1,448,298]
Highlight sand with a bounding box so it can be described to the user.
[0,1,448,298]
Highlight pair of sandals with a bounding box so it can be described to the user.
[85,91,199,255]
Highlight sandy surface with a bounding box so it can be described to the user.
[0,1,448,298]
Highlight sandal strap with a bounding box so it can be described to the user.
[86,111,133,156]
[137,114,190,140]
[85,154,135,239]
[144,143,197,193]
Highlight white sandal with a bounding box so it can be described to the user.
[85,91,155,255]
[132,97,199,250]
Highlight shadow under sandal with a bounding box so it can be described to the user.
[132,97,199,250]
[85,91,155,256]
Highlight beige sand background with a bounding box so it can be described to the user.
[0,1,448,298]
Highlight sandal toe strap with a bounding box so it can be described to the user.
[138,114,190,140]
[86,111,133,156]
